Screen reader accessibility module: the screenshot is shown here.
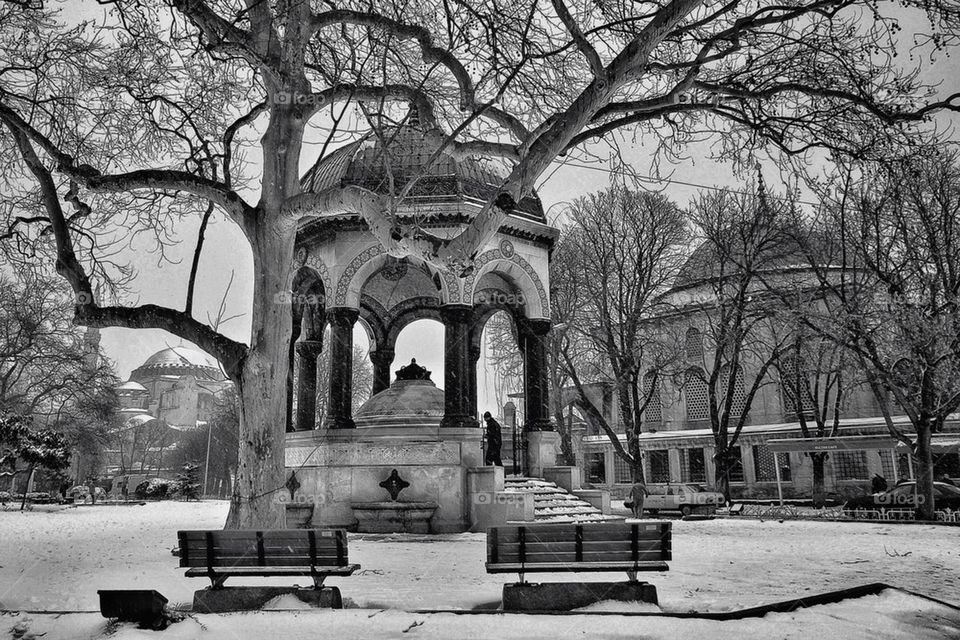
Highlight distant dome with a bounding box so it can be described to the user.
[299,113,546,223]
[116,380,147,393]
[132,346,225,382]
[354,378,445,428]
[673,227,830,290]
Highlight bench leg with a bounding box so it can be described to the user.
[208,574,227,590]
[311,574,326,589]
[626,570,638,583]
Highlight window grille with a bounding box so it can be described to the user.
[727,447,745,483]
[642,372,662,426]
[680,448,706,483]
[586,452,606,484]
[684,368,709,421]
[649,450,670,483]
[613,455,633,483]
[685,328,703,359]
[719,364,747,417]
[833,450,868,481]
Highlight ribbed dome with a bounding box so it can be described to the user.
[299,115,545,223]
[132,347,225,381]
[354,379,445,428]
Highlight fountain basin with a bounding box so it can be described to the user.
[351,501,439,533]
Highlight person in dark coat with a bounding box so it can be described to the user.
[871,474,888,494]
[483,412,503,466]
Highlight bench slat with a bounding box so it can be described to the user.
[180,542,342,554]
[491,540,667,554]
[179,530,341,541]
[184,564,359,578]
[181,555,346,568]
[494,550,668,563]
[486,561,669,573]
[492,525,665,544]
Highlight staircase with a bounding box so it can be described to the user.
[503,477,624,524]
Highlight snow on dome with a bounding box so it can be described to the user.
[131,346,225,382]
[116,380,147,392]
[141,346,219,369]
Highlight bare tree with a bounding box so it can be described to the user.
[1,0,958,526]
[791,148,960,519]
[683,188,796,499]
[558,187,687,483]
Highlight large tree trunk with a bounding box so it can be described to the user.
[811,452,827,508]
[914,424,935,521]
[224,221,297,529]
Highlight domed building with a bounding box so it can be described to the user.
[575,224,960,500]
[116,346,232,430]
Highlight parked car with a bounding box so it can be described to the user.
[626,483,726,516]
[843,481,960,516]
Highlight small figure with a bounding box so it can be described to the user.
[871,474,888,494]
[936,472,957,487]
[629,480,648,519]
[483,411,503,466]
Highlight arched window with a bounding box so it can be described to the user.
[719,364,747,417]
[642,371,662,426]
[684,367,709,422]
[685,328,703,360]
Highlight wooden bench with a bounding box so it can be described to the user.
[486,521,671,582]
[177,529,359,589]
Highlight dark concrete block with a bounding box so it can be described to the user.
[192,586,342,613]
[501,581,658,612]
[98,589,168,623]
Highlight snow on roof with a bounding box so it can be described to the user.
[116,380,147,392]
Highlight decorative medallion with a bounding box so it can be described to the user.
[499,238,515,258]
[295,247,308,267]
[381,257,409,281]
[379,469,411,501]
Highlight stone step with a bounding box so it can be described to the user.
[501,476,624,524]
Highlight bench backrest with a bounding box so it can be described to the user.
[486,521,671,566]
[177,529,348,569]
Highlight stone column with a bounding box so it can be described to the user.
[324,308,359,429]
[520,318,553,432]
[440,305,477,428]
[468,342,482,420]
[370,348,395,396]
[285,305,304,433]
[294,339,323,431]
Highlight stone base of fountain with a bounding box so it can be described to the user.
[351,501,439,533]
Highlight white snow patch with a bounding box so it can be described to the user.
[261,594,315,610]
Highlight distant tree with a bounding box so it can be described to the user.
[0,414,70,509]
[175,462,202,500]
[791,148,960,519]
[172,387,239,498]
[683,188,795,499]
[557,187,688,484]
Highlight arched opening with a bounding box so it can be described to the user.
[392,318,445,389]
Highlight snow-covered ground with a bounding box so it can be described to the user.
[1,500,959,637]
[3,590,960,640]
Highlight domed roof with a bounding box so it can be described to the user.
[673,227,830,290]
[116,380,147,393]
[354,379,445,428]
[132,346,225,382]
[300,114,546,223]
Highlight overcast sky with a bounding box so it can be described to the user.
[52,1,957,419]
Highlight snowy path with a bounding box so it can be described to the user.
[1,501,958,614]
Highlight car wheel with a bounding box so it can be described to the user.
[680,505,693,517]
[647,509,659,515]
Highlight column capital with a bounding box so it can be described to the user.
[295,339,324,359]
[370,348,396,365]
[326,307,359,327]
[519,317,552,337]
[440,304,474,324]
